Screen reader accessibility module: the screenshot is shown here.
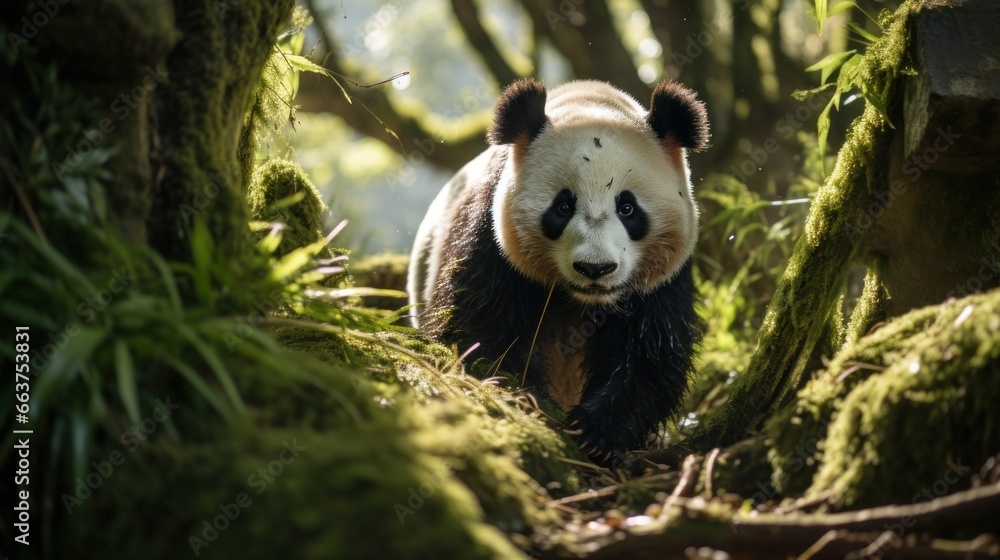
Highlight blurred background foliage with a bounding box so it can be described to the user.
[272,0,892,360]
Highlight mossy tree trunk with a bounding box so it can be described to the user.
[1,0,294,264]
[693,0,1000,449]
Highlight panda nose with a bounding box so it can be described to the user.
[573,261,618,280]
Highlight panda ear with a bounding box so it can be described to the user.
[488,79,548,145]
[647,81,709,152]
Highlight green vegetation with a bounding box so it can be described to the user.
[694,1,914,447]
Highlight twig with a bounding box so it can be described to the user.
[661,454,700,516]
[704,448,720,497]
[1,158,47,244]
[796,530,842,560]
[521,279,555,387]
[548,484,620,507]
[774,492,835,515]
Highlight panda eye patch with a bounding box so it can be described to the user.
[615,190,649,241]
[541,189,576,240]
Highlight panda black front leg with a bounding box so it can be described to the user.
[568,261,701,469]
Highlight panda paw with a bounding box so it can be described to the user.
[566,410,631,471]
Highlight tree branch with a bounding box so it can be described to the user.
[574,0,650,98]
[515,0,650,99]
[579,483,1000,559]
[449,0,522,87]
[298,0,488,172]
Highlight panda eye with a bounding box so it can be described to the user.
[558,202,572,216]
[618,203,634,217]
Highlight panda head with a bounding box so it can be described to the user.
[489,79,709,306]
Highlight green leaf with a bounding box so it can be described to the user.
[829,1,856,17]
[814,0,828,34]
[267,239,326,282]
[173,321,245,414]
[114,341,141,426]
[159,353,234,422]
[282,54,351,104]
[283,53,329,76]
[805,50,857,85]
[143,248,182,311]
[70,405,91,480]
[189,219,214,306]
[815,90,841,174]
[257,228,283,255]
[315,287,409,300]
[32,328,107,420]
[380,303,419,327]
[0,300,58,330]
[836,54,864,91]
[11,219,97,297]
[848,23,880,45]
[265,190,306,213]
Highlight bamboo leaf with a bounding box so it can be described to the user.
[10,219,97,297]
[142,248,182,311]
[816,90,841,174]
[173,322,246,414]
[829,1,856,17]
[159,353,234,422]
[848,22,880,45]
[32,328,107,420]
[313,287,408,300]
[189,219,214,306]
[70,405,90,480]
[814,0,828,35]
[257,228,284,256]
[805,50,857,85]
[265,190,306,213]
[837,54,865,89]
[114,341,141,425]
[282,54,351,104]
[267,239,328,282]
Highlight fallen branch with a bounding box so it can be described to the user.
[573,484,1000,559]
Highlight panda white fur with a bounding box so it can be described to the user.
[407,79,709,468]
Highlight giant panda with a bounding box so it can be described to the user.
[407,79,709,468]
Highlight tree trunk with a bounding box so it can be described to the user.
[1,0,295,263]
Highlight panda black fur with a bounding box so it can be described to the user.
[407,79,709,468]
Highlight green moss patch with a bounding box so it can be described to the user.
[248,158,331,256]
[780,291,1000,508]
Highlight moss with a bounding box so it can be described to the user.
[148,0,297,260]
[701,437,774,500]
[63,314,581,557]
[69,425,523,559]
[766,297,938,496]
[844,271,888,344]
[350,253,409,289]
[350,252,411,309]
[767,289,1000,506]
[802,291,1000,507]
[247,158,331,255]
[273,322,581,533]
[694,1,916,448]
